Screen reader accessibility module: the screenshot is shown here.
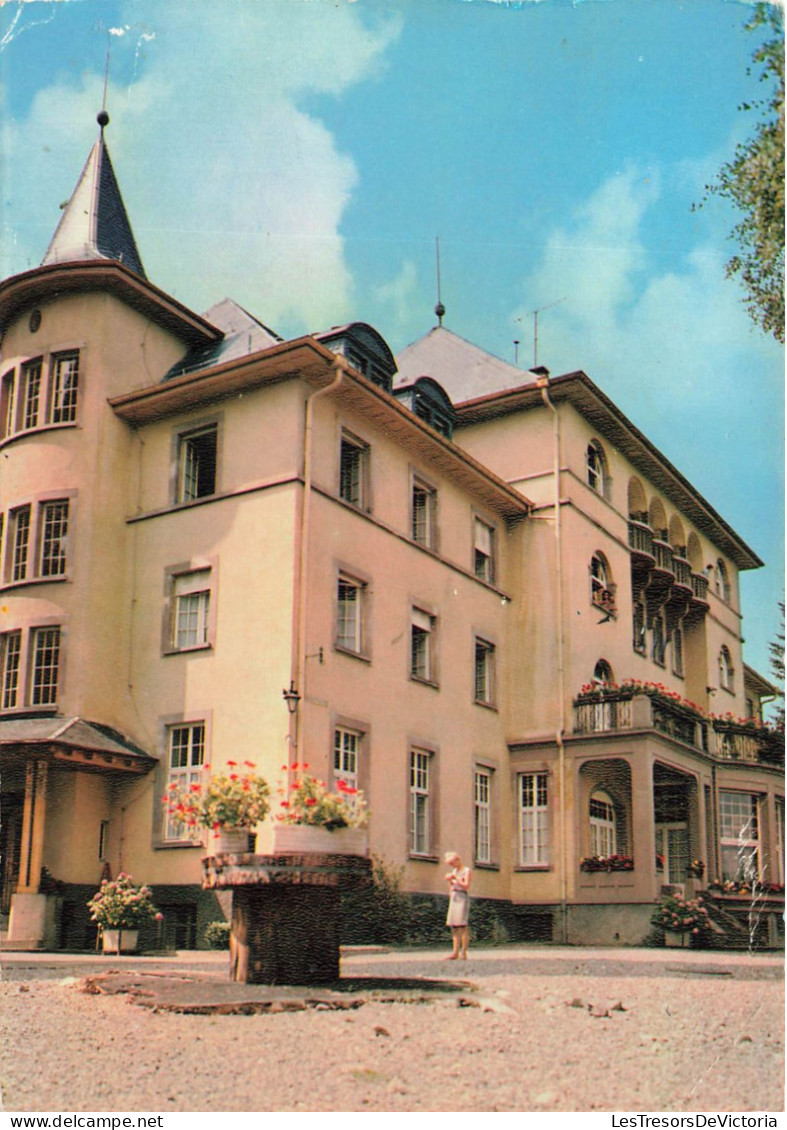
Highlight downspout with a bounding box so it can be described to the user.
[290,358,346,777]
[538,375,568,944]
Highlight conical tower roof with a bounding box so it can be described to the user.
[42,112,146,278]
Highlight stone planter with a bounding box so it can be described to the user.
[664,931,691,948]
[273,824,368,856]
[102,928,139,954]
[210,827,251,854]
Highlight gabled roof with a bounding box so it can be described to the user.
[0,715,155,773]
[41,114,145,278]
[162,298,282,381]
[396,325,534,401]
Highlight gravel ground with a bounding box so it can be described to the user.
[0,946,783,1113]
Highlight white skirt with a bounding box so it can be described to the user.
[446,889,470,927]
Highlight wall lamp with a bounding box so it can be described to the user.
[282,681,301,715]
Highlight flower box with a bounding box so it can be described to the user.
[273,824,368,856]
[102,928,139,954]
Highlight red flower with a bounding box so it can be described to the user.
[212,823,221,832]
[229,774,238,781]
[280,801,290,808]
[305,798,317,806]
[244,761,256,768]
[190,783,201,792]
[227,760,237,767]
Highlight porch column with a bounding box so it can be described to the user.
[16,759,48,894]
[8,759,49,946]
[631,754,656,894]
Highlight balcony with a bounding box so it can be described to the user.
[686,572,710,621]
[628,519,654,572]
[573,683,781,764]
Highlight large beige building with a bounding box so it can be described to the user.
[1,119,783,950]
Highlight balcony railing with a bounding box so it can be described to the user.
[690,573,709,602]
[628,520,654,558]
[652,539,675,574]
[673,556,692,588]
[573,685,781,764]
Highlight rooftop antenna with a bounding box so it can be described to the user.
[532,296,567,367]
[434,237,445,326]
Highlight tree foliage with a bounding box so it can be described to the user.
[704,4,785,342]
[769,599,785,730]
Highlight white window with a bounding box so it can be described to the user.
[339,432,369,508]
[586,441,607,496]
[412,479,437,548]
[0,631,21,710]
[718,646,734,692]
[333,727,361,790]
[473,518,494,582]
[409,749,431,855]
[474,769,492,864]
[715,559,731,603]
[1,370,15,438]
[655,823,689,884]
[22,360,42,431]
[51,352,80,424]
[177,424,217,503]
[39,500,69,578]
[165,722,205,840]
[172,570,211,650]
[411,607,435,682]
[337,574,365,655]
[719,790,760,883]
[31,626,60,707]
[589,789,617,857]
[474,638,495,705]
[9,506,31,583]
[590,554,614,610]
[519,772,549,866]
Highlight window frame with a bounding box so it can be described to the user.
[335,569,370,660]
[474,767,493,866]
[0,630,22,710]
[518,771,550,868]
[473,636,497,707]
[473,516,496,584]
[173,420,219,505]
[163,561,217,655]
[651,611,666,667]
[162,720,208,844]
[586,440,608,498]
[719,790,761,884]
[338,429,371,510]
[30,625,61,707]
[671,624,685,678]
[50,351,80,425]
[0,347,83,443]
[589,788,617,857]
[411,475,438,550]
[408,747,435,858]
[718,645,735,693]
[410,605,438,686]
[1,494,74,588]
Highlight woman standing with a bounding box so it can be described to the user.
[443,851,472,959]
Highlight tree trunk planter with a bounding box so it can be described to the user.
[203,850,371,985]
[102,929,139,954]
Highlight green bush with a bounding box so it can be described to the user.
[204,920,231,949]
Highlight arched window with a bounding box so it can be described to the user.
[719,645,734,691]
[715,559,731,603]
[593,659,614,686]
[590,554,615,611]
[589,789,617,857]
[586,441,607,496]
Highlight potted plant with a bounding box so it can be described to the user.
[87,872,162,953]
[163,760,271,853]
[651,891,711,947]
[274,763,368,855]
[579,854,635,873]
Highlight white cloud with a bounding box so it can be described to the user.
[1,0,402,334]
[374,260,419,333]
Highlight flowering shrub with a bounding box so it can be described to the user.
[651,892,710,935]
[687,858,705,878]
[163,761,271,832]
[277,764,367,830]
[87,873,162,930]
[579,854,634,873]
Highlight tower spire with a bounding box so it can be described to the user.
[41,108,145,277]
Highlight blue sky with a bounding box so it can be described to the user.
[0,0,783,687]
